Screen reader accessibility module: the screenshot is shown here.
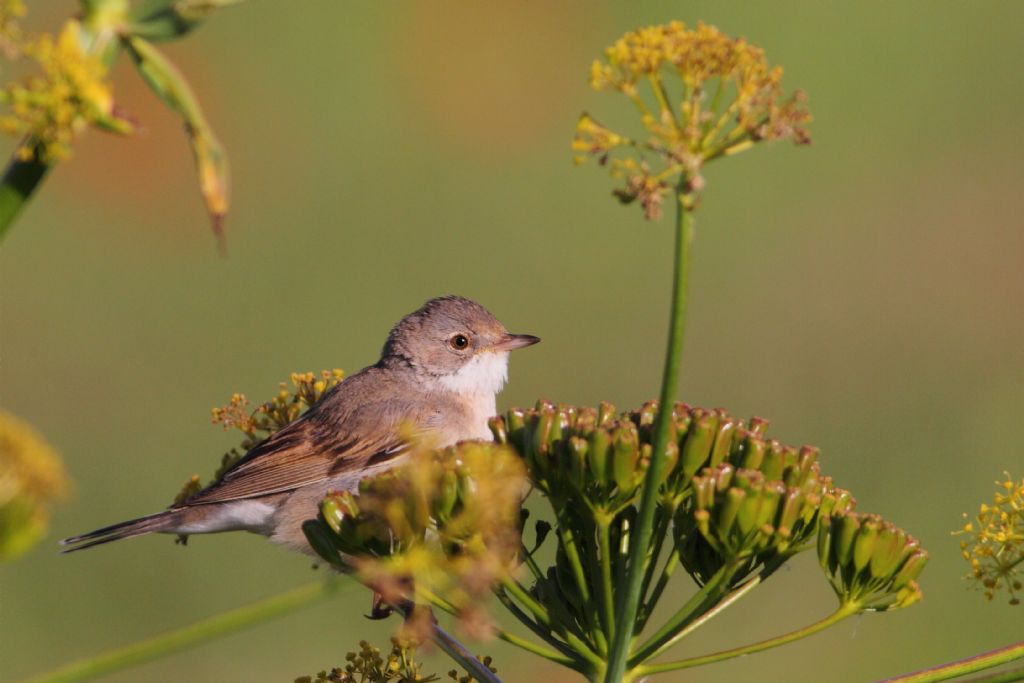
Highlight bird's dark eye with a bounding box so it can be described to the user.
[449,334,470,350]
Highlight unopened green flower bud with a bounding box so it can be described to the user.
[611,424,641,493]
[708,411,738,468]
[597,401,617,427]
[586,428,612,485]
[320,493,348,534]
[747,416,770,438]
[565,436,589,490]
[433,469,459,525]
[488,415,507,444]
[681,410,718,479]
[852,516,881,573]
[891,549,928,590]
[735,432,766,470]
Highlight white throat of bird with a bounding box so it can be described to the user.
[437,350,510,398]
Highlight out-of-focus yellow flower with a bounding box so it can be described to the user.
[574,20,811,217]
[0,0,25,55]
[0,410,69,560]
[308,441,527,641]
[0,18,128,162]
[957,473,1024,605]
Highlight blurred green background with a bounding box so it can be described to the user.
[2,1,1022,681]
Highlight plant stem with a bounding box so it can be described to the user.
[878,641,1024,683]
[603,188,694,683]
[627,561,736,667]
[499,577,604,668]
[596,514,617,648]
[17,579,349,683]
[639,568,761,663]
[0,145,51,242]
[494,588,583,661]
[636,602,860,676]
[960,665,1024,683]
[422,587,581,669]
[427,620,503,683]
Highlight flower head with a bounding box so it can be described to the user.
[574,20,810,217]
[1,19,129,161]
[818,510,927,611]
[174,369,345,508]
[957,473,1024,605]
[304,441,527,639]
[0,410,68,560]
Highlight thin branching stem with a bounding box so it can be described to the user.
[603,186,694,683]
[637,545,680,632]
[426,619,503,683]
[637,503,674,615]
[595,513,617,647]
[556,519,602,647]
[959,664,1024,683]
[878,641,1024,683]
[628,560,738,667]
[493,589,581,661]
[636,602,861,676]
[639,568,764,663]
[498,577,602,667]
[16,579,349,683]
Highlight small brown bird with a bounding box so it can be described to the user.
[62,296,539,555]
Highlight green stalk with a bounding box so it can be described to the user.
[628,560,737,667]
[494,589,582,661]
[603,187,694,683]
[636,505,673,620]
[878,642,1024,683]
[635,602,860,676]
[960,665,1024,683]
[637,545,680,632]
[17,579,348,683]
[499,578,605,669]
[429,586,582,670]
[596,514,617,646]
[556,521,602,646]
[637,569,761,664]
[0,146,51,242]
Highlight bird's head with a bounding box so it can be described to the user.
[382,295,540,396]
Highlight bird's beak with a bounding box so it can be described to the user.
[492,333,541,352]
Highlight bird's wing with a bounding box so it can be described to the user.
[183,398,411,506]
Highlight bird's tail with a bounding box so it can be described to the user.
[60,510,181,553]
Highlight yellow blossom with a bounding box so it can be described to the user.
[176,369,345,507]
[574,20,811,218]
[1,19,126,162]
[0,410,69,559]
[956,472,1024,605]
[308,441,527,640]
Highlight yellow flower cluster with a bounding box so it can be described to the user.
[311,442,526,642]
[175,369,346,506]
[958,473,1024,605]
[0,0,25,54]
[297,638,436,683]
[210,369,345,451]
[0,410,68,560]
[0,19,122,162]
[573,20,810,218]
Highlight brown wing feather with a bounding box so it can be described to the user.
[183,371,419,506]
